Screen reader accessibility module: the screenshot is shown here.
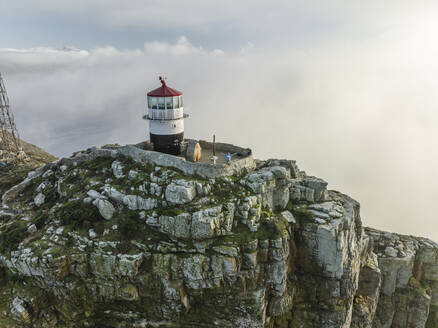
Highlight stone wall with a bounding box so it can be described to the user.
[60,144,257,179]
[198,139,252,156]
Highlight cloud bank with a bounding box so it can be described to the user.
[1,1,438,241]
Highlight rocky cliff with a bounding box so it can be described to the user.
[0,144,437,328]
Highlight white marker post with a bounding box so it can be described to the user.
[211,155,218,166]
[211,135,218,165]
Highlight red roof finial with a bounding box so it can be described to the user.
[147,77,182,97]
[159,76,167,87]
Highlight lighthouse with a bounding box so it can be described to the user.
[143,77,188,155]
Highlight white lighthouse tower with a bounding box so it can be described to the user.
[143,77,188,155]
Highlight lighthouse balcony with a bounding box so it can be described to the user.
[143,114,189,121]
[143,108,188,121]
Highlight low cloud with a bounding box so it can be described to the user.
[1,9,438,242]
[144,36,224,56]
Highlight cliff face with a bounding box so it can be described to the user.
[0,145,437,328]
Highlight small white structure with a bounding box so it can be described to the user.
[143,77,189,155]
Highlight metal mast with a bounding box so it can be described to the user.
[0,72,22,157]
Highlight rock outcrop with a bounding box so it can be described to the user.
[0,144,436,327]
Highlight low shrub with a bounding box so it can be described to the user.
[0,221,28,254]
[57,200,102,230]
[119,212,142,240]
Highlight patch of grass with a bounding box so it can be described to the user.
[40,185,58,207]
[116,154,136,167]
[116,211,146,253]
[0,266,11,286]
[32,211,48,229]
[211,216,287,247]
[257,220,282,240]
[56,200,102,230]
[119,211,143,241]
[116,154,156,177]
[79,156,113,172]
[0,215,12,224]
[260,205,274,219]
[64,183,83,199]
[0,220,28,254]
[211,222,256,246]
[157,207,185,217]
[0,165,33,195]
[209,181,246,204]
[63,171,81,185]
[410,277,432,297]
[16,175,44,200]
[94,221,105,235]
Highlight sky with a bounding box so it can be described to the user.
[1,0,438,240]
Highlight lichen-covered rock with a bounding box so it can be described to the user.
[103,184,125,202]
[11,296,31,325]
[363,228,438,328]
[242,166,291,210]
[87,189,104,200]
[122,194,157,210]
[111,160,124,178]
[34,192,45,206]
[27,224,37,233]
[92,198,115,220]
[191,205,233,239]
[165,181,197,204]
[147,213,192,239]
[351,242,381,328]
[0,144,437,328]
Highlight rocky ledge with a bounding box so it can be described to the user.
[0,145,437,328]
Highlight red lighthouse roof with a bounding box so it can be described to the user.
[147,77,183,97]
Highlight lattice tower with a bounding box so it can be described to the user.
[0,72,22,158]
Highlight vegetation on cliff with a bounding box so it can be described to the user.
[0,138,56,196]
[0,144,437,328]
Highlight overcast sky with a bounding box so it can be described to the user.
[1,0,438,240]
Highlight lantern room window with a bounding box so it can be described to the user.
[158,97,165,109]
[165,97,173,109]
[148,96,158,109]
[147,95,183,110]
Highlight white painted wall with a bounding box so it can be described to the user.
[149,119,184,135]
